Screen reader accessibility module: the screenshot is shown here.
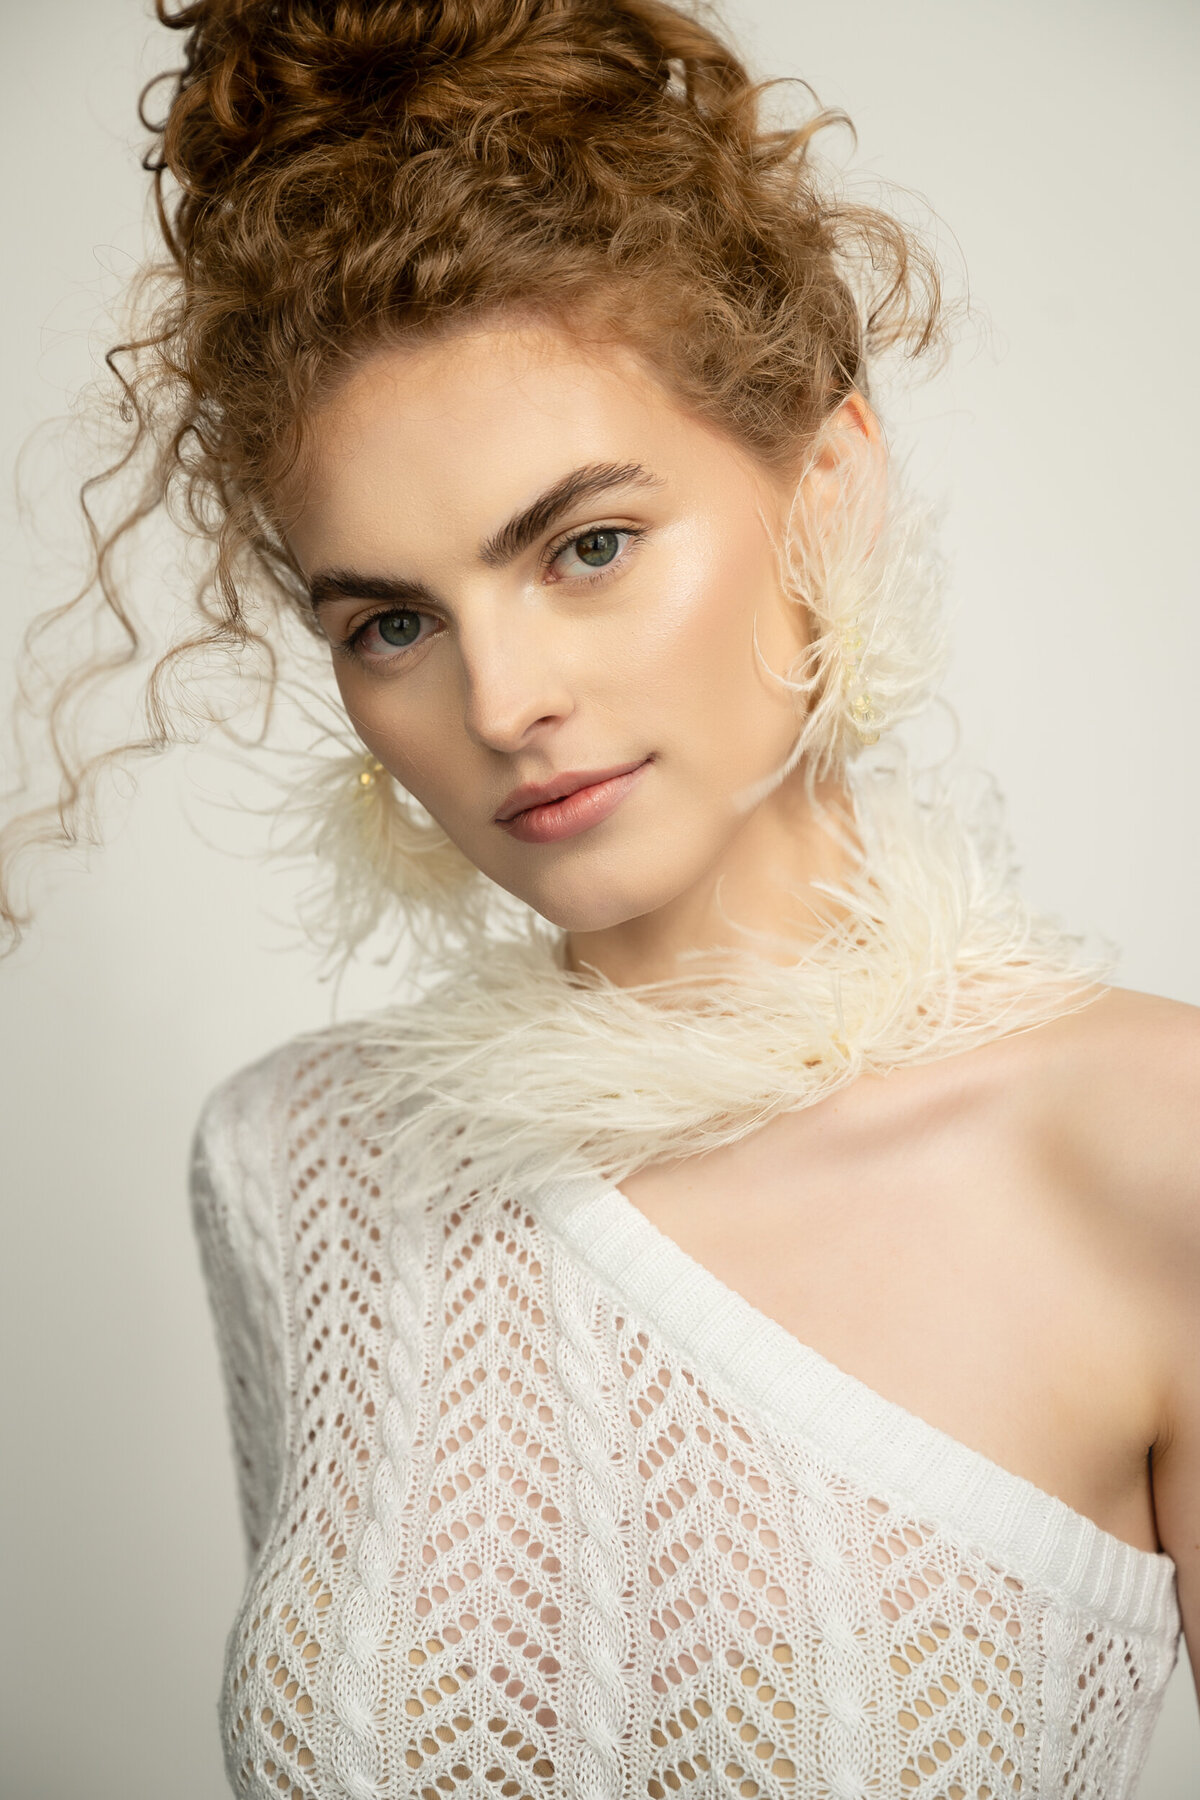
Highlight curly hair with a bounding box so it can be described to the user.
[1,0,944,955]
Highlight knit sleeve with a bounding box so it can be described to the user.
[189,1054,292,1573]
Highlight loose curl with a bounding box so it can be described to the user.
[1,0,945,958]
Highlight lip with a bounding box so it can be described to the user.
[495,759,649,822]
[495,759,652,845]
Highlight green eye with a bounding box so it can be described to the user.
[548,525,641,582]
[376,611,421,646]
[574,529,620,567]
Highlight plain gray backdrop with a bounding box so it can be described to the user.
[2,1,1197,1794]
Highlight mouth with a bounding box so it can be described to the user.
[494,758,652,845]
[494,759,650,822]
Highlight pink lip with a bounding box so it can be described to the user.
[495,759,648,821]
[496,759,651,844]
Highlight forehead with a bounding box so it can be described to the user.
[287,319,756,567]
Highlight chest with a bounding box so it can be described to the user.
[218,1178,1179,1800]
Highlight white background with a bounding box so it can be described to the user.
[2,0,1196,1793]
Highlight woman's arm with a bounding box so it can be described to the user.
[1134,1012,1200,1705]
[189,1056,293,1571]
[1155,1321,1200,1707]
[1053,988,1200,1700]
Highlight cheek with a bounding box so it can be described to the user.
[633,524,804,750]
[331,659,464,800]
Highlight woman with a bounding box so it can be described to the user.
[5,1,1196,1794]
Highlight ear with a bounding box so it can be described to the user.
[799,392,888,544]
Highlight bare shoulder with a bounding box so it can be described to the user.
[1016,984,1200,1239]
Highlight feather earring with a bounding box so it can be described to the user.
[784,471,949,773]
[735,473,949,816]
[287,746,488,965]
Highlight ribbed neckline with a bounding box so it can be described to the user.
[535,1174,1180,1643]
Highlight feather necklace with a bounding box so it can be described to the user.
[301,749,1111,1219]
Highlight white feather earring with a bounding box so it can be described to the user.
[735,456,951,817]
[288,744,488,965]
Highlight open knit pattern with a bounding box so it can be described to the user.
[191,1032,1181,1800]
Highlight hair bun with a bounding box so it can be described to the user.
[151,0,734,223]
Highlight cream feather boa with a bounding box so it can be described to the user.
[299,751,1112,1216]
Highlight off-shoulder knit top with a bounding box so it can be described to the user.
[189,1028,1182,1800]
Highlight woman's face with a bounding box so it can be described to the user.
[286,319,834,934]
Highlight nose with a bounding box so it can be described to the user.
[456,606,576,754]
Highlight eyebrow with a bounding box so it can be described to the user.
[307,460,663,610]
[478,460,663,567]
[308,569,437,611]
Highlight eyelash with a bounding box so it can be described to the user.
[341,523,646,664]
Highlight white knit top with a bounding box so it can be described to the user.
[190,1027,1182,1800]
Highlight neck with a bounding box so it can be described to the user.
[563,772,858,988]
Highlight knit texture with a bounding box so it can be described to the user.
[190,1031,1181,1800]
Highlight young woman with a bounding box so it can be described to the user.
[5,1,1197,1795]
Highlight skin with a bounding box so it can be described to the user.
[285,316,1200,1701]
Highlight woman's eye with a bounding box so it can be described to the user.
[350,608,431,659]
[550,527,632,579]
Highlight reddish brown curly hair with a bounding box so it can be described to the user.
[1,0,943,949]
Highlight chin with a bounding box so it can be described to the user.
[533,898,639,934]
[517,862,695,937]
